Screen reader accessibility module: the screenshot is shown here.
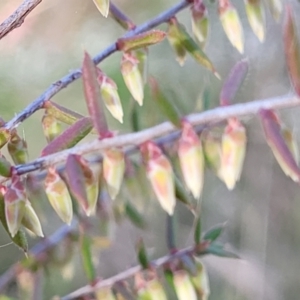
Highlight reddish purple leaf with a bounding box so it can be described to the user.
[260,109,300,181]
[82,52,110,139]
[41,117,93,156]
[284,6,300,96]
[220,59,248,106]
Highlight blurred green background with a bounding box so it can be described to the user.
[0,0,300,299]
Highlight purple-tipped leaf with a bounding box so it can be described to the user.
[220,59,249,106]
[41,117,93,156]
[82,52,109,139]
[260,109,300,182]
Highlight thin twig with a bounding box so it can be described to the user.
[0,220,77,291]
[0,0,42,40]
[61,244,197,300]
[4,0,191,131]
[14,93,300,176]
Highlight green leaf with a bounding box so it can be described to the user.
[0,190,27,253]
[284,6,300,96]
[203,222,226,242]
[220,59,248,106]
[41,117,93,156]
[172,18,219,78]
[117,30,166,52]
[204,242,240,259]
[136,238,149,269]
[80,233,96,283]
[194,214,202,245]
[149,77,181,128]
[166,215,176,251]
[82,52,109,139]
[125,201,146,229]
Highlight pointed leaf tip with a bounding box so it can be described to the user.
[93,0,110,18]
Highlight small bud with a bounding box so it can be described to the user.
[45,167,73,224]
[178,121,204,199]
[42,112,63,143]
[121,52,144,106]
[167,17,187,66]
[191,1,209,47]
[174,270,198,300]
[203,131,222,174]
[95,287,116,300]
[219,118,247,190]
[0,155,12,177]
[103,149,125,200]
[97,70,124,123]
[219,1,244,53]
[190,261,210,299]
[7,131,28,165]
[245,0,265,42]
[141,141,176,215]
[4,175,26,237]
[146,278,168,300]
[266,0,282,22]
[93,0,110,18]
[22,201,44,237]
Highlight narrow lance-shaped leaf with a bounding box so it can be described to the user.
[167,17,187,66]
[82,52,110,139]
[284,6,300,97]
[45,167,73,224]
[281,125,299,165]
[191,0,209,47]
[4,174,26,237]
[169,18,219,78]
[203,242,240,259]
[41,117,93,156]
[0,127,10,149]
[259,109,300,182]
[103,148,125,200]
[93,0,110,18]
[65,154,99,216]
[43,101,85,126]
[136,238,149,269]
[140,141,176,215]
[97,69,124,124]
[166,215,176,251]
[0,186,28,252]
[203,222,226,242]
[178,121,204,199]
[219,118,247,190]
[190,261,210,300]
[42,113,62,143]
[117,30,166,52]
[173,270,198,300]
[218,0,244,54]
[194,215,202,245]
[220,59,249,106]
[80,233,96,283]
[8,131,28,165]
[245,0,265,42]
[121,52,144,106]
[149,77,181,128]
[125,201,146,229]
[22,201,44,237]
[266,0,282,22]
